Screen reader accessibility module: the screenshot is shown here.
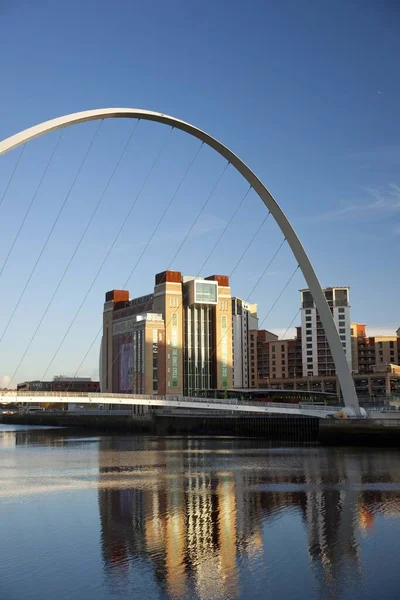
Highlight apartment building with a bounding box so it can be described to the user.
[351,323,399,374]
[256,327,302,384]
[300,287,352,377]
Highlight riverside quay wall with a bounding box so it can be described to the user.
[2,412,400,445]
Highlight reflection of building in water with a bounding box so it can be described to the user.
[0,429,17,448]
[98,485,149,574]
[97,441,264,599]
[97,441,400,599]
[302,452,364,599]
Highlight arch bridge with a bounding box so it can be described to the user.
[0,108,360,416]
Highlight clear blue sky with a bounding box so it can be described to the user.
[0,0,399,386]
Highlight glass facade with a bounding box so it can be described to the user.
[334,288,349,307]
[132,329,145,394]
[195,281,218,304]
[152,329,158,394]
[184,305,213,395]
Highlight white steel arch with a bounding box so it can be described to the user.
[0,108,360,415]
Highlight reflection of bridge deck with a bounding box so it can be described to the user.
[0,391,345,419]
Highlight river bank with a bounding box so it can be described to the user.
[2,411,400,446]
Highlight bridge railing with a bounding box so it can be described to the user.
[299,403,345,412]
[0,390,344,416]
[0,391,241,403]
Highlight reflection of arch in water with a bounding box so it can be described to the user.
[0,108,360,414]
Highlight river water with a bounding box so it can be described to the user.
[1,424,400,600]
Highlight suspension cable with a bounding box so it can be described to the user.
[280,308,301,340]
[61,126,174,388]
[245,237,286,302]
[166,161,230,270]
[103,205,288,396]
[73,161,236,387]
[162,189,267,352]
[35,120,141,381]
[98,159,232,391]
[199,185,252,273]
[123,141,204,288]
[229,211,271,279]
[0,121,103,348]
[0,144,26,210]
[6,121,104,384]
[0,129,65,280]
[43,131,197,381]
[191,236,290,395]
[258,265,300,330]
[155,189,274,395]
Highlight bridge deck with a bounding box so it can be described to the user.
[0,391,347,419]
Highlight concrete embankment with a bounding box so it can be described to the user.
[0,412,152,433]
[2,412,400,446]
[152,414,319,441]
[1,412,317,440]
[319,418,400,446]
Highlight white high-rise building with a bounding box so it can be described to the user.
[300,287,352,377]
[232,298,258,388]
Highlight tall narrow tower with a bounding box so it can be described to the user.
[300,287,352,377]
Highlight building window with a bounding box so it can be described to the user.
[339,328,345,334]
[338,308,345,313]
[340,335,346,340]
[306,316,311,322]
[306,309,311,314]
[307,350,313,356]
[307,357,313,363]
[306,336,312,342]
[307,343,312,349]
[390,341,394,349]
